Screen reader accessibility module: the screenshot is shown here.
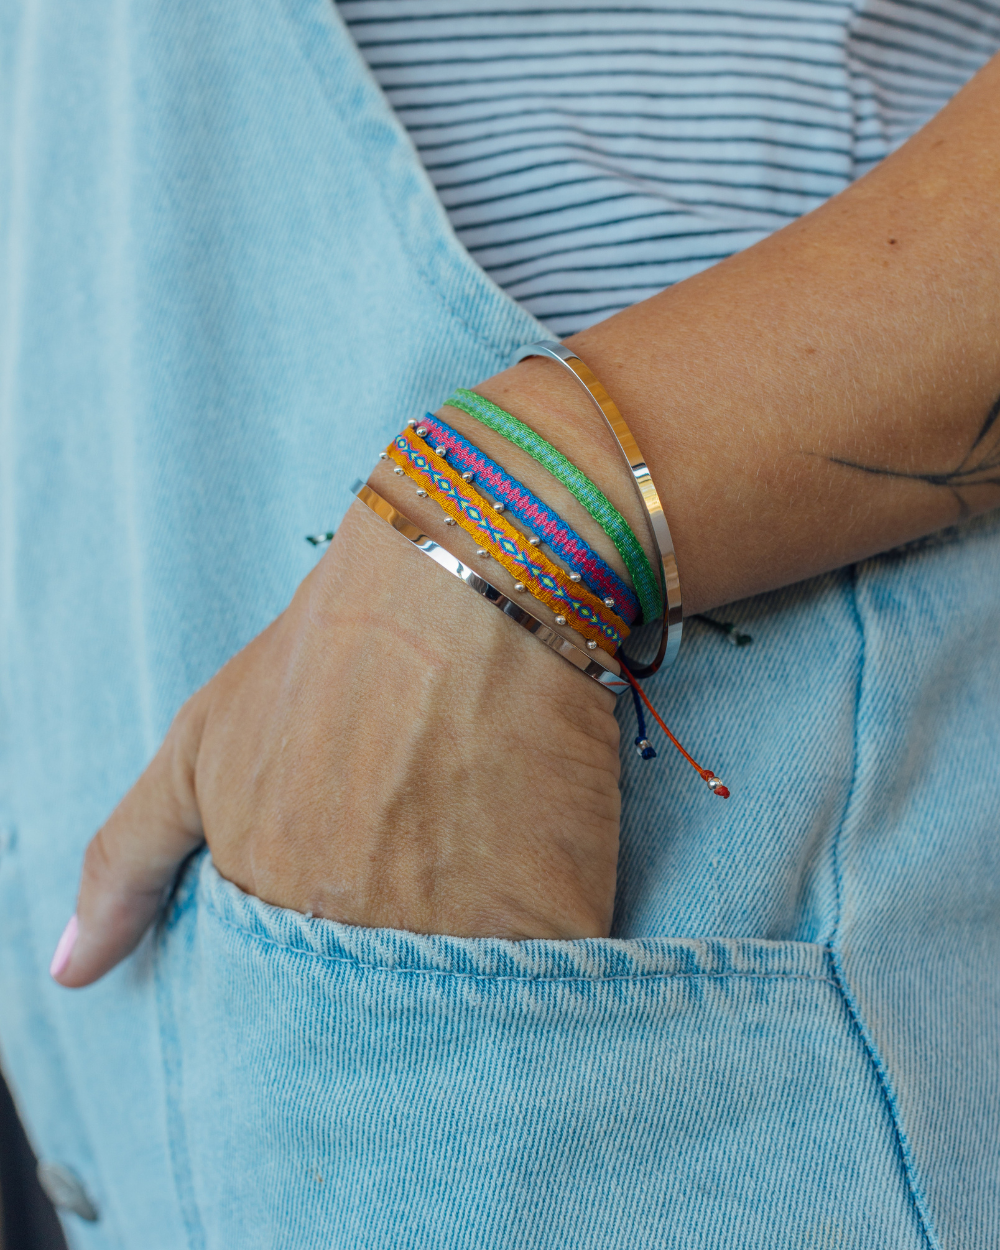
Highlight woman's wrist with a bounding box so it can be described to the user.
[464,359,654,598]
[298,499,623,937]
[369,397,641,669]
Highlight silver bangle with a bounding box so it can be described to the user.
[352,480,630,696]
[509,341,682,674]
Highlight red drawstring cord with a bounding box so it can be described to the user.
[620,663,730,799]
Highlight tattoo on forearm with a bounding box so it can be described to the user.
[829,394,1000,516]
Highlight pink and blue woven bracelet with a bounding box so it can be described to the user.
[417,412,641,625]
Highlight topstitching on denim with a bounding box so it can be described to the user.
[154,916,209,1250]
[204,896,838,987]
[827,561,939,1250]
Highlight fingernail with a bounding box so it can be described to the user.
[49,915,79,980]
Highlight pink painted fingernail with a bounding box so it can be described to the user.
[49,915,79,980]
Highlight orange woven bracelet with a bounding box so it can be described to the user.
[386,429,630,655]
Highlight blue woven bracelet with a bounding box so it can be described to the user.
[416,412,640,624]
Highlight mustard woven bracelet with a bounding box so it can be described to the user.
[387,429,630,655]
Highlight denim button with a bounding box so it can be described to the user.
[36,1162,99,1221]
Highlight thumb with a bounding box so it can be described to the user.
[51,699,207,988]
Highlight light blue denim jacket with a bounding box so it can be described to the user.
[1,2,999,1247]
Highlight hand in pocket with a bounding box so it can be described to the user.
[53,491,622,988]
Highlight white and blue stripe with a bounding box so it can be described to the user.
[340,1,1000,334]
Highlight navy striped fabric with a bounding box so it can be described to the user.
[340,1,1000,335]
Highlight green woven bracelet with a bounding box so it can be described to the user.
[445,388,663,624]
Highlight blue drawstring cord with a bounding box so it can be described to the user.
[630,681,657,760]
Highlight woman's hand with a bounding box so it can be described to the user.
[52,466,623,988]
[52,48,1000,987]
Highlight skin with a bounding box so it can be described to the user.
[55,52,1000,987]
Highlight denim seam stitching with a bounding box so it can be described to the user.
[153,919,208,1250]
[206,903,835,986]
[827,563,939,1250]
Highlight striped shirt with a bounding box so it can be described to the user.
[339,1,1000,336]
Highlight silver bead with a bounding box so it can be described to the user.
[569,573,582,583]
[415,426,428,437]
[586,640,598,650]
[435,445,447,456]
[494,503,505,513]
[707,776,725,790]
[528,536,540,546]
[378,451,388,460]
[462,471,475,482]
[407,418,418,428]
[476,549,488,557]
[444,516,457,526]
[513,582,526,593]
[554,615,566,626]
[393,466,404,476]
[604,597,615,608]
[415,488,428,498]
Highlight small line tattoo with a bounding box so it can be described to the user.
[829,393,1000,516]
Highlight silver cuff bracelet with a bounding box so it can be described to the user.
[509,340,682,674]
[352,479,630,696]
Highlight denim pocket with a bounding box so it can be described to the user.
[155,852,924,1250]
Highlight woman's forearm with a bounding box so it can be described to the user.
[59,53,1000,983]
[471,52,1000,616]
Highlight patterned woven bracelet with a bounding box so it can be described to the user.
[387,430,630,654]
[443,387,662,625]
[510,342,683,675]
[413,412,640,625]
